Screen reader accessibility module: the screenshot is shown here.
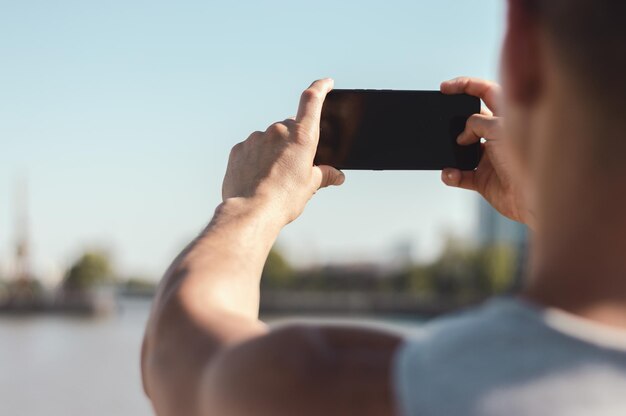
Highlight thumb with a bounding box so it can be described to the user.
[441,168,477,191]
[313,165,346,189]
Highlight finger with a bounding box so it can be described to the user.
[457,114,502,145]
[264,121,290,137]
[263,118,298,138]
[296,78,334,133]
[441,168,477,191]
[440,77,502,116]
[312,165,345,189]
[282,118,297,128]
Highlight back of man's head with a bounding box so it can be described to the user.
[523,0,626,104]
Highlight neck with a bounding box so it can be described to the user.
[522,90,626,328]
[524,215,626,329]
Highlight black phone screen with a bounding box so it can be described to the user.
[315,89,481,170]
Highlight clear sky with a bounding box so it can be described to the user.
[0,0,506,280]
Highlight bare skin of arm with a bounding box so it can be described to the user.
[141,78,529,416]
[141,79,402,416]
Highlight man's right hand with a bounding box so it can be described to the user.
[440,77,534,229]
[222,79,344,228]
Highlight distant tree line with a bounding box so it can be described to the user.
[262,239,520,302]
[63,251,115,291]
[1,239,520,302]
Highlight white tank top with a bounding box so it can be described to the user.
[393,297,626,416]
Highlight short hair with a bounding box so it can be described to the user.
[524,0,626,102]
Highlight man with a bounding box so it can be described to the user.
[141,0,626,414]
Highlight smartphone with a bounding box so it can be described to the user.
[315,89,481,170]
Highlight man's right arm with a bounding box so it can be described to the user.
[142,79,403,416]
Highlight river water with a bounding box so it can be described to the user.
[0,298,421,416]
[0,299,154,416]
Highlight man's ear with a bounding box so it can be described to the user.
[502,0,543,106]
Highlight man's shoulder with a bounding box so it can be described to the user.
[398,297,543,362]
[393,297,626,416]
[401,296,626,357]
[396,296,626,368]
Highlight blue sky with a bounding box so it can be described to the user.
[0,0,506,280]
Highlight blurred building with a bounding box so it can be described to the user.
[477,199,527,247]
[477,198,528,292]
[13,178,32,282]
